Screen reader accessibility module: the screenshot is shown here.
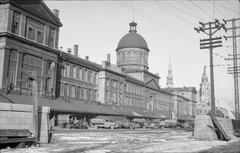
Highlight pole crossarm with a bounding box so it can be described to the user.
[200,45,222,49]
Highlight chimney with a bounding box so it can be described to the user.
[53,9,59,18]
[67,48,72,54]
[73,45,78,56]
[85,56,89,60]
[107,54,111,63]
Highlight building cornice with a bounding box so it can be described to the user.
[61,52,102,72]
[0,32,60,55]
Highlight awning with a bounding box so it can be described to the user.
[1,93,172,119]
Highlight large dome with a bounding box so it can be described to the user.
[116,22,149,51]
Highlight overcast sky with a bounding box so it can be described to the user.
[45,0,239,113]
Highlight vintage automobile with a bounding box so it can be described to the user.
[90,117,117,129]
[73,119,89,129]
[120,120,138,129]
[58,114,89,129]
[149,122,160,129]
[165,119,177,128]
[132,118,146,128]
[58,114,74,128]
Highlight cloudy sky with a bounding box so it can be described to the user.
[44,0,239,113]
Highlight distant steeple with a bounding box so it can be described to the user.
[201,66,208,83]
[166,56,174,88]
[199,66,211,113]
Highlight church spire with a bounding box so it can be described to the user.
[199,65,211,113]
[201,66,208,83]
[166,56,174,88]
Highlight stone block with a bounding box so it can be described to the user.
[0,103,50,143]
[194,114,218,140]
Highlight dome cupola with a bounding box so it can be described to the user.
[116,21,149,51]
[116,21,149,71]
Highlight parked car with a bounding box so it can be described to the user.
[120,120,138,129]
[165,119,177,128]
[73,119,89,129]
[58,114,89,129]
[58,114,75,128]
[90,118,117,129]
[143,121,151,129]
[149,122,159,129]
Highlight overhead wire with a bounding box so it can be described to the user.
[180,1,208,22]
[214,2,239,16]
[191,1,212,20]
[152,2,197,25]
[213,0,215,20]
[213,52,227,60]
[211,2,227,19]
[116,1,198,46]
[157,1,206,22]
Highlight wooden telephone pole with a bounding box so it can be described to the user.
[225,18,240,120]
[194,19,226,115]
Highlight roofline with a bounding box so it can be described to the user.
[116,46,150,52]
[60,51,102,71]
[3,0,62,27]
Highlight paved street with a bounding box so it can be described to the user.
[1,128,239,153]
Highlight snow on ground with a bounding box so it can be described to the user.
[1,129,239,153]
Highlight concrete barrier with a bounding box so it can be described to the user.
[0,102,50,143]
[194,114,218,140]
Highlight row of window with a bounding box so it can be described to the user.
[124,96,144,108]
[61,63,97,85]
[125,82,143,96]
[60,83,96,101]
[157,104,169,111]
[117,51,148,64]
[106,80,123,91]
[12,11,56,48]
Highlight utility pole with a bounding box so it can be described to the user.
[19,70,39,141]
[194,19,226,115]
[225,18,240,120]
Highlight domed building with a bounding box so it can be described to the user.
[97,21,172,119]
[116,21,149,71]
[116,21,160,84]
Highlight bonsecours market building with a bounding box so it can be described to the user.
[0,0,196,126]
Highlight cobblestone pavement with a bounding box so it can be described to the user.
[1,129,239,153]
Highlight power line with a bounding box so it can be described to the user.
[153,2,198,24]
[158,1,206,22]
[212,0,215,20]
[117,1,199,47]
[213,52,227,60]
[191,1,212,20]
[214,3,239,16]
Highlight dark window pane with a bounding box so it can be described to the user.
[12,11,20,34]
[27,27,34,40]
[37,31,43,43]
[48,28,55,47]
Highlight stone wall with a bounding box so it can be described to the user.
[0,102,50,143]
